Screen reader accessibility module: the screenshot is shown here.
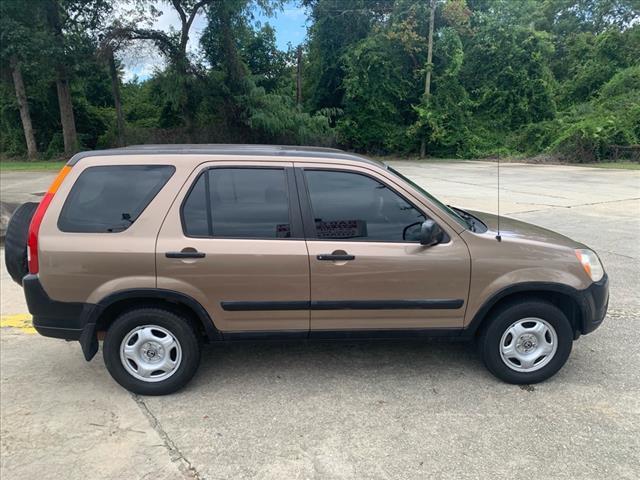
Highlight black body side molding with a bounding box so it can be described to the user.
[311,299,464,310]
[221,301,310,311]
[221,299,464,311]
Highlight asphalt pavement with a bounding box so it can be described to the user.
[1,160,639,479]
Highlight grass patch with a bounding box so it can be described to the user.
[385,156,640,169]
[578,161,640,170]
[378,156,484,163]
[0,160,66,171]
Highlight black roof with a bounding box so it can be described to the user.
[67,144,384,167]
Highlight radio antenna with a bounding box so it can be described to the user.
[496,157,502,242]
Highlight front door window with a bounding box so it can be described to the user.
[304,170,426,242]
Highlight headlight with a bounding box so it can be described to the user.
[575,249,604,282]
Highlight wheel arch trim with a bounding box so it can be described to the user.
[93,288,221,342]
[465,281,589,337]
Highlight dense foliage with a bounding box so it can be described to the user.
[1,0,638,162]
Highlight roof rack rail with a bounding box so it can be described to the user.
[66,144,382,167]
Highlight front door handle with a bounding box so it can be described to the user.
[317,254,355,261]
[166,251,206,259]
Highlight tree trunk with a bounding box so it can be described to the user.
[296,46,302,105]
[173,0,210,140]
[46,0,78,156]
[107,48,125,147]
[55,71,78,155]
[420,0,436,159]
[10,57,38,159]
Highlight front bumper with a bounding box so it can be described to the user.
[23,274,100,360]
[577,274,609,335]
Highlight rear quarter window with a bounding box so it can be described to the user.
[57,165,175,233]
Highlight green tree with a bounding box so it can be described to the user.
[339,27,419,152]
[462,5,557,129]
[243,24,289,92]
[539,0,640,35]
[44,0,112,155]
[555,26,640,105]
[1,0,638,162]
[0,0,45,158]
[304,0,394,112]
[411,0,472,157]
[106,0,218,135]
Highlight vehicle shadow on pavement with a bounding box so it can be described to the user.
[192,339,488,388]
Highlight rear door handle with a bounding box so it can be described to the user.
[317,254,355,261]
[166,251,206,259]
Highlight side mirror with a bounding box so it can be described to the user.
[420,219,444,246]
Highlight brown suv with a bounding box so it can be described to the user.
[5,145,609,395]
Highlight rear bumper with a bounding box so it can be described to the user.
[577,274,609,335]
[23,274,100,360]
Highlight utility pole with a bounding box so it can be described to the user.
[296,45,303,106]
[420,0,436,159]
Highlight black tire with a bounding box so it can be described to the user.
[103,308,201,395]
[478,300,573,384]
[4,202,38,285]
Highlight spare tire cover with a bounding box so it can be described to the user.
[4,202,38,285]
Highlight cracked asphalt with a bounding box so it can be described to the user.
[1,160,639,480]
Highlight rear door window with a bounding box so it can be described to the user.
[181,168,291,238]
[58,165,175,233]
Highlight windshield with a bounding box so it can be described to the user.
[387,166,470,230]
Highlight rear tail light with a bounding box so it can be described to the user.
[27,166,72,274]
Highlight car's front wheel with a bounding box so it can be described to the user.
[478,300,573,384]
[103,308,201,395]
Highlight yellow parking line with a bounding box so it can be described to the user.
[0,314,36,334]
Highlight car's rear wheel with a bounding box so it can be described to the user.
[478,300,573,384]
[4,201,38,285]
[103,308,201,395]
